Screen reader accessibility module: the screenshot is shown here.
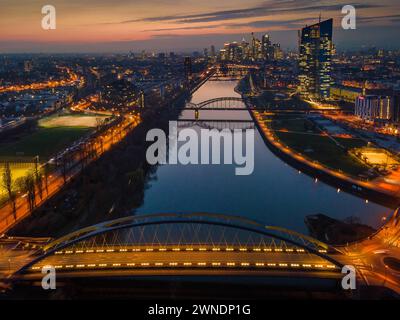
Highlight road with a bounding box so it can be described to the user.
[339,213,400,294]
[0,238,42,278]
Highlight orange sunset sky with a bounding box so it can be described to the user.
[1,0,399,52]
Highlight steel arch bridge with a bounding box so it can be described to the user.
[13,213,344,278]
[186,97,247,110]
[217,64,260,72]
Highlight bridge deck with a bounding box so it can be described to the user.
[22,245,340,278]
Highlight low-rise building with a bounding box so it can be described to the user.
[330,85,361,104]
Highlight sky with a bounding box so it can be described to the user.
[0,0,399,53]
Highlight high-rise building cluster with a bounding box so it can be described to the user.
[218,33,283,63]
[298,18,333,101]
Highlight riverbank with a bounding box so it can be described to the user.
[305,214,376,244]
[250,110,400,209]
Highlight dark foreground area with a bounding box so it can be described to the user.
[3,276,400,300]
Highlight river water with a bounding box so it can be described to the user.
[136,80,392,234]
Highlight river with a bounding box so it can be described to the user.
[136,79,392,234]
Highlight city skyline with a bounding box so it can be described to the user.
[1,0,400,53]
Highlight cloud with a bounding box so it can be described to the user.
[115,1,383,25]
[225,17,314,30]
[142,25,220,32]
[357,14,400,24]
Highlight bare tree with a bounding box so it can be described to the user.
[34,157,43,201]
[16,176,29,213]
[61,153,69,183]
[1,162,16,219]
[23,174,36,213]
[78,145,86,170]
[43,163,50,195]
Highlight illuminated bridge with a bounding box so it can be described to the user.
[184,97,329,113]
[177,120,255,131]
[186,97,248,111]
[2,211,400,298]
[7,213,345,282]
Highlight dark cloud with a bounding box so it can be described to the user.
[142,25,220,32]
[358,14,400,23]
[225,17,314,29]
[118,1,383,25]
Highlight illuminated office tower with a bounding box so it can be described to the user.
[298,18,333,100]
[261,34,272,60]
[250,33,262,61]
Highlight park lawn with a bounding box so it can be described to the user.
[274,131,370,177]
[0,126,91,161]
[271,116,319,133]
[255,92,309,109]
[338,138,367,149]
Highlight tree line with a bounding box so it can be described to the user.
[1,158,51,220]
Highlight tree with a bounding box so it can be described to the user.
[15,176,29,212]
[126,168,145,192]
[43,163,50,195]
[21,173,36,213]
[61,153,69,183]
[78,145,87,170]
[34,157,43,201]
[1,162,16,219]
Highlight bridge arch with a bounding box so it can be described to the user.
[15,213,343,275]
[186,97,246,110]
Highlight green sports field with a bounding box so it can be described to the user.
[0,126,90,160]
[0,114,105,161]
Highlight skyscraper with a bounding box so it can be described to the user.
[298,18,333,100]
[250,33,262,61]
[261,34,272,60]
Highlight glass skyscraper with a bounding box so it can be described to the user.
[298,18,333,100]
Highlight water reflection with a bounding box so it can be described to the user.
[136,80,392,234]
